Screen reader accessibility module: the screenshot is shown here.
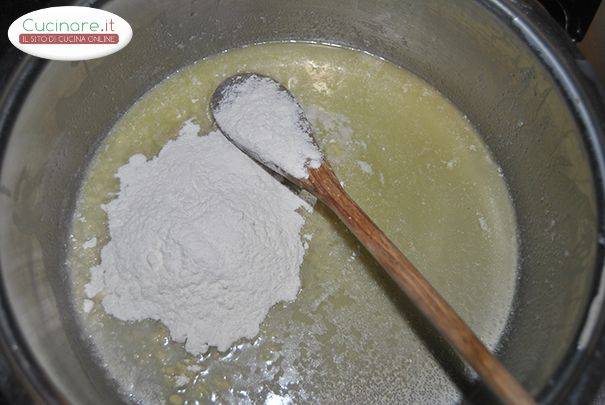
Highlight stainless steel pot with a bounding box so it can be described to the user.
[1,0,604,403]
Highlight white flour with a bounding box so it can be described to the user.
[213,74,322,179]
[85,121,310,354]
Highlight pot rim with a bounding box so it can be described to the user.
[0,0,603,403]
[482,0,605,402]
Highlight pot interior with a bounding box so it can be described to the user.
[0,0,599,403]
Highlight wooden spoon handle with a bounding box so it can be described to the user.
[303,164,534,405]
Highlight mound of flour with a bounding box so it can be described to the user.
[85,121,310,354]
[213,74,322,179]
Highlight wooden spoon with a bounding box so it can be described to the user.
[211,73,535,405]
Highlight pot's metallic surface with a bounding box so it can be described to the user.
[0,0,604,403]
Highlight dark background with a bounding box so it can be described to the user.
[539,0,601,40]
[0,0,603,403]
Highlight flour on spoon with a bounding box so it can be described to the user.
[213,74,323,179]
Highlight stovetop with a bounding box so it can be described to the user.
[539,0,601,41]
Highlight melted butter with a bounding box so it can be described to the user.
[68,42,517,404]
